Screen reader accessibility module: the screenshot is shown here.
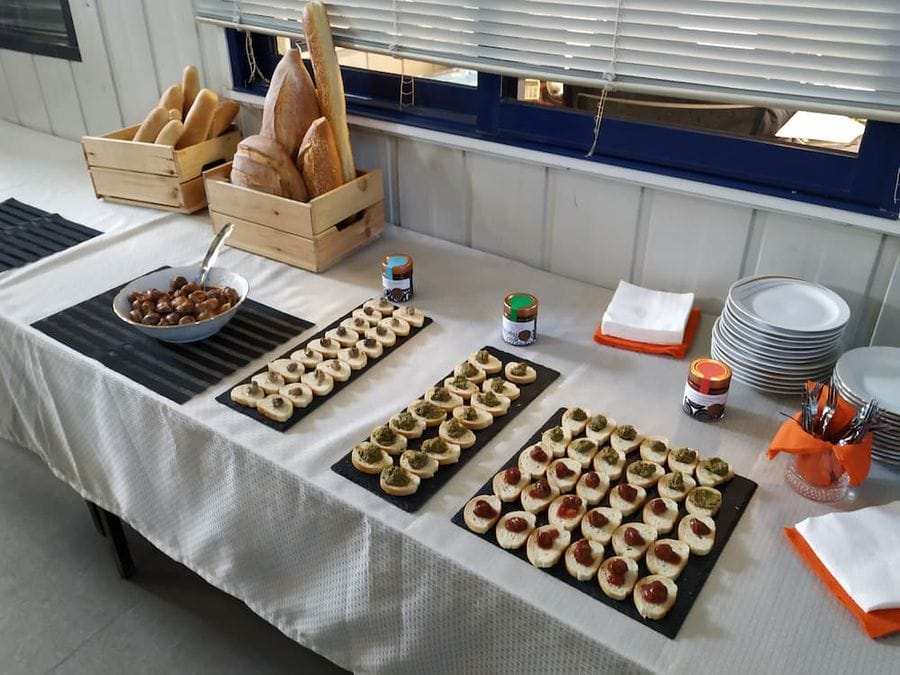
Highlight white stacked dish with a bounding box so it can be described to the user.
[833,347,900,466]
[711,275,850,394]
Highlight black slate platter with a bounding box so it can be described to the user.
[216,300,433,431]
[32,267,313,404]
[0,198,100,272]
[451,408,757,639]
[332,346,561,513]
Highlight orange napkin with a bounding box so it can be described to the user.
[766,385,871,486]
[784,527,900,638]
[593,308,701,359]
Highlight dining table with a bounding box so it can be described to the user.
[0,119,897,674]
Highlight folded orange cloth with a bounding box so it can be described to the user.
[593,307,700,359]
[766,385,871,486]
[784,527,900,638]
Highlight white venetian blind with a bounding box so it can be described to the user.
[194,0,900,121]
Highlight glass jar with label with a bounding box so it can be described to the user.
[382,254,413,303]
[682,358,731,422]
[502,293,538,346]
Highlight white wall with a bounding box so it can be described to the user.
[0,6,897,347]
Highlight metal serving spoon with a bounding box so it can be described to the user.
[195,222,234,289]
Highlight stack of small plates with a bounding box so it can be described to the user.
[833,347,900,466]
[711,275,850,394]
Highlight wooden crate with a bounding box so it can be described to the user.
[82,125,240,213]
[203,162,384,273]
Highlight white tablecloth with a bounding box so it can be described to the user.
[1,121,897,673]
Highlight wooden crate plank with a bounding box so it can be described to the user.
[173,127,240,181]
[90,167,184,207]
[314,202,385,271]
[309,169,384,235]
[82,132,177,176]
[211,211,317,269]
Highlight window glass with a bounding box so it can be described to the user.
[0,0,80,61]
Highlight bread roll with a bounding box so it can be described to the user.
[133,106,170,142]
[303,1,356,182]
[158,84,183,115]
[168,108,181,121]
[182,65,200,117]
[236,134,307,201]
[208,100,240,139]
[261,48,320,158]
[176,88,218,149]
[230,163,282,197]
[154,119,184,146]
[297,117,343,198]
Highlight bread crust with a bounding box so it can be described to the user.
[235,134,308,201]
[262,48,320,158]
[298,117,343,198]
[176,88,218,148]
[134,107,169,143]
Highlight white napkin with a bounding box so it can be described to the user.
[600,281,694,345]
[795,501,900,612]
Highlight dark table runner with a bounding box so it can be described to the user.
[0,198,100,272]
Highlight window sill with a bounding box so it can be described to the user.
[227,88,900,237]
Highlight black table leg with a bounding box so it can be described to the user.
[85,500,136,579]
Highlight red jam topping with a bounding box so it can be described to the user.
[584,472,601,489]
[654,543,681,564]
[607,558,628,586]
[530,446,549,463]
[690,517,711,536]
[559,495,582,518]
[617,483,638,502]
[573,539,594,566]
[588,511,609,528]
[529,477,551,499]
[537,528,559,549]
[623,527,645,547]
[554,462,575,479]
[640,580,668,604]
[473,499,497,519]
[650,498,668,516]
[505,516,529,533]
[504,467,522,486]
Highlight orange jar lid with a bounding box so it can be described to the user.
[688,358,732,394]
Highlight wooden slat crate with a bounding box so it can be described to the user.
[82,125,240,213]
[203,162,385,273]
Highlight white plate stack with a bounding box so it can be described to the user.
[711,275,850,394]
[833,347,900,466]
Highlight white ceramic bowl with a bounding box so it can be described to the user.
[113,265,249,343]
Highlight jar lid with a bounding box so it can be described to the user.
[689,358,732,390]
[382,254,413,279]
[504,292,538,320]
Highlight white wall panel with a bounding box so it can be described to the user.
[469,154,546,268]
[637,191,752,313]
[858,238,900,347]
[0,51,50,133]
[68,0,123,135]
[142,0,204,96]
[547,169,641,289]
[397,138,467,244]
[96,0,160,127]
[0,58,18,123]
[197,23,233,95]
[748,212,885,346]
[32,57,86,141]
[351,128,398,225]
[870,247,900,346]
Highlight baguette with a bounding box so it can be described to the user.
[158,84,183,116]
[133,106,170,143]
[154,119,184,146]
[297,117,342,198]
[235,134,308,201]
[176,88,218,149]
[208,100,240,139]
[261,48,320,158]
[168,108,181,121]
[182,65,200,117]
[303,1,356,182]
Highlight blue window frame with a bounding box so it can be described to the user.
[227,29,900,219]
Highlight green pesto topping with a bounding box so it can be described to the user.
[689,488,721,510]
[382,466,410,487]
[599,446,620,465]
[588,415,608,432]
[617,424,637,441]
[476,349,491,364]
[460,362,480,378]
[422,438,450,455]
[462,406,478,421]
[490,378,507,393]
[446,419,467,438]
[570,407,587,421]
[549,427,565,443]
[394,412,419,431]
[669,472,686,492]
[707,457,730,476]
[450,375,471,389]
[571,439,595,455]
[357,443,383,465]
[649,440,667,454]
[479,390,501,407]
[630,461,658,479]
[430,387,451,402]
[413,402,442,420]
[510,363,527,377]
[673,447,697,464]
[406,451,430,469]
[374,426,397,445]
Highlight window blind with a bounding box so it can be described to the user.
[194,0,900,121]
